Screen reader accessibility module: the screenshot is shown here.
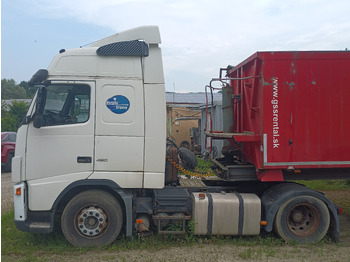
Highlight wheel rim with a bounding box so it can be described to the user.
[287,203,320,237]
[75,205,108,238]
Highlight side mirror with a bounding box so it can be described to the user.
[33,115,43,128]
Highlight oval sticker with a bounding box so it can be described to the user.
[106,95,130,114]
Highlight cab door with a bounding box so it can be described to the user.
[90,79,145,188]
[25,81,95,183]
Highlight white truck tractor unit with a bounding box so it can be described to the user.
[12,26,341,247]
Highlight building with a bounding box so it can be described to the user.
[166,92,222,155]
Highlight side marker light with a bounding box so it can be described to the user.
[16,187,21,196]
[260,221,268,226]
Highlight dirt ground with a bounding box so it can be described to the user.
[2,172,350,261]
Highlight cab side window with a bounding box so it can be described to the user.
[42,84,90,127]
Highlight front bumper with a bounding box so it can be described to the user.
[14,211,55,234]
[13,182,54,234]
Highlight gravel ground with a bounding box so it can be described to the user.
[2,172,350,261]
[1,172,14,213]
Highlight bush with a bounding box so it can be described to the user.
[1,100,30,132]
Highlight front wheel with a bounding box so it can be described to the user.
[61,190,123,247]
[274,195,330,243]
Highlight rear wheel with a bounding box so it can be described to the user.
[61,190,123,247]
[274,195,330,243]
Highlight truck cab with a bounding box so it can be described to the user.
[12,26,166,239]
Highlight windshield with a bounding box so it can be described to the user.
[40,84,90,127]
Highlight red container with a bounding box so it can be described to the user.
[222,51,350,179]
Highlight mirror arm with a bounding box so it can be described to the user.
[25,116,33,124]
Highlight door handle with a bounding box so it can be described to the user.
[77,156,92,163]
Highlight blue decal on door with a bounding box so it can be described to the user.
[106,95,130,114]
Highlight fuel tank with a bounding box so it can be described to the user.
[191,192,261,235]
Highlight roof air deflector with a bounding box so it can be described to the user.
[96,40,149,57]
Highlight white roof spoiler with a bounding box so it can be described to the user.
[90,25,161,47]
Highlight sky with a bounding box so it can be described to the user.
[2,0,350,92]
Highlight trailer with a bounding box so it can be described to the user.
[207,51,350,182]
[12,26,349,247]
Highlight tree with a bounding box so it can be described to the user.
[20,81,37,98]
[1,79,27,99]
[1,100,30,132]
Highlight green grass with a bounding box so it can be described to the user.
[179,157,215,176]
[195,157,215,174]
[2,210,76,256]
[296,179,350,191]
[2,208,287,259]
[1,207,344,261]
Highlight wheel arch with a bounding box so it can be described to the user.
[52,179,133,238]
[260,182,340,242]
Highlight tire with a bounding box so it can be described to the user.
[178,147,197,170]
[180,140,190,149]
[3,152,14,172]
[274,195,330,243]
[61,190,123,247]
[166,137,177,148]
